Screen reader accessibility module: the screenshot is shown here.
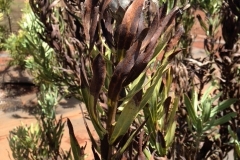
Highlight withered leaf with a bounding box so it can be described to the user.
[84,0,98,41]
[140,12,160,51]
[123,7,180,86]
[101,19,115,48]
[100,0,112,17]
[138,130,145,160]
[149,6,180,51]
[164,25,185,61]
[67,118,84,159]
[156,130,166,149]
[123,44,154,86]
[90,54,106,109]
[114,0,145,51]
[164,96,172,123]
[89,6,99,51]
[133,89,143,106]
[108,39,142,101]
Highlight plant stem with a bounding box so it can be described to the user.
[106,100,118,159]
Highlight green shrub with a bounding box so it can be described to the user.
[8,84,70,160]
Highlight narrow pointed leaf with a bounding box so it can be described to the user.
[156,130,166,155]
[202,100,211,122]
[89,6,99,51]
[196,14,208,33]
[164,97,171,120]
[200,86,213,104]
[108,39,142,101]
[165,121,177,147]
[184,94,197,124]
[210,99,238,117]
[110,98,140,144]
[115,0,145,51]
[79,104,100,153]
[213,112,237,126]
[167,97,179,124]
[67,118,84,160]
[113,119,148,158]
[90,54,106,110]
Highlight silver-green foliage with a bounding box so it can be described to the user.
[5,3,60,85]
[8,84,70,160]
[184,86,237,152]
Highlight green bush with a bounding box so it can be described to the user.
[8,84,70,160]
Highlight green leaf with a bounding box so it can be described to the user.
[120,72,146,103]
[196,118,203,135]
[213,112,237,126]
[210,99,237,117]
[184,94,197,125]
[110,99,139,144]
[67,118,85,160]
[165,121,176,147]
[210,92,222,104]
[192,90,198,115]
[167,97,179,124]
[156,130,166,156]
[81,87,107,139]
[196,14,208,33]
[200,86,213,104]
[113,119,147,159]
[228,126,240,157]
[139,64,168,110]
[201,99,211,122]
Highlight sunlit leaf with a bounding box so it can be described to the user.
[67,118,85,160]
[110,98,140,144]
[184,94,197,124]
[210,99,237,117]
[213,112,237,126]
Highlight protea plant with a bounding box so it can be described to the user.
[29,0,187,159]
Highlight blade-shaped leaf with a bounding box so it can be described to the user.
[184,94,197,125]
[200,85,213,104]
[196,14,208,33]
[165,121,176,147]
[167,97,179,125]
[113,119,148,159]
[90,54,106,111]
[210,99,237,117]
[108,38,143,102]
[213,112,237,126]
[114,0,145,51]
[202,99,211,122]
[67,118,85,160]
[164,96,172,121]
[79,104,100,153]
[110,98,140,144]
[81,87,107,139]
[156,130,167,155]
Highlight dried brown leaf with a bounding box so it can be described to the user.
[90,54,106,109]
[89,6,99,51]
[156,130,166,149]
[164,97,172,123]
[114,0,145,51]
[108,39,142,101]
[123,7,180,86]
